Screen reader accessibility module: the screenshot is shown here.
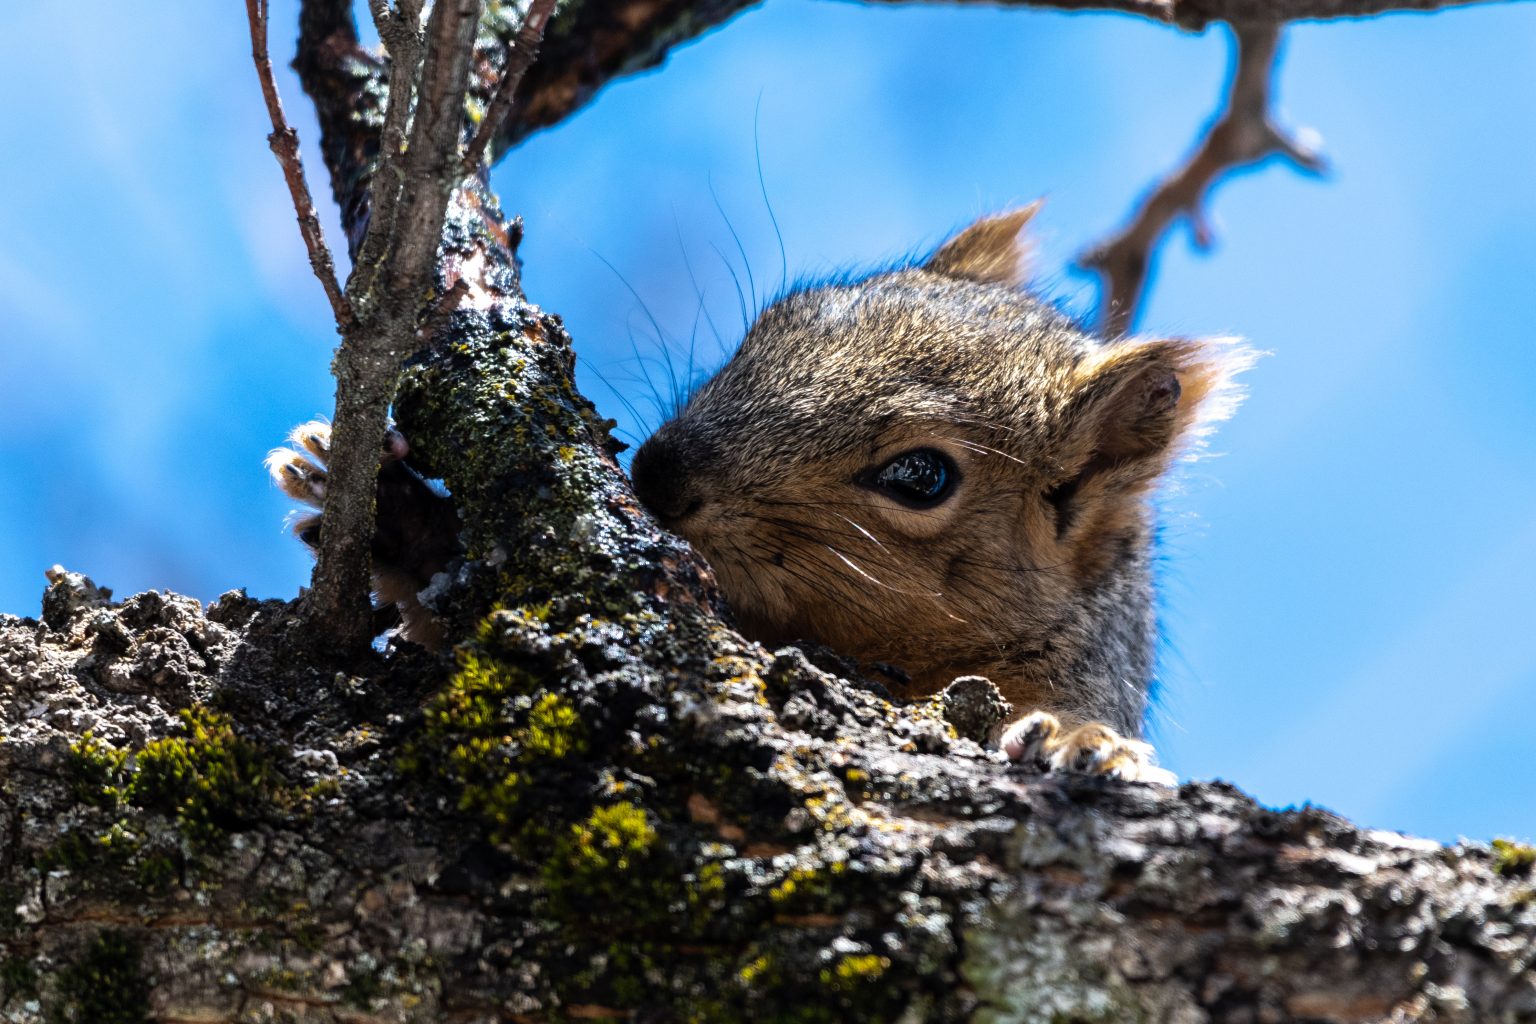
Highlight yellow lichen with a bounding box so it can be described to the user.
[518,693,585,759]
[1493,838,1536,877]
[825,953,890,987]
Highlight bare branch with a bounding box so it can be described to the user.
[1078,23,1326,336]
[463,0,560,172]
[245,0,354,332]
[385,0,487,302]
[347,1,426,305]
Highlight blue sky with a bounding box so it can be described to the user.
[1,2,1532,843]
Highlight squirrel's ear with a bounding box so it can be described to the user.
[1056,337,1252,494]
[923,203,1041,288]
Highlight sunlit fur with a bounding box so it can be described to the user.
[632,209,1248,739]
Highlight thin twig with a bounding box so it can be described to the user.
[245,0,354,332]
[463,0,560,172]
[1078,24,1326,336]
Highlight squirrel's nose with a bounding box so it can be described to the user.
[630,433,704,526]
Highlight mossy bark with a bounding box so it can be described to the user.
[5,565,1536,1022]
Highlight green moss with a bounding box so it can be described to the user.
[1493,838,1536,877]
[134,852,178,891]
[124,707,293,850]
[768,860,849,909]
[69,732,128,807]
[36,823,149,885]
[402,636,595,845]
[554,801,656,873]
[47,931,149,1024]
[54,708,304,888]
[737,953,773,985]
[519,693,585,759]
[691,943,903,1024]
[686,859,728,927]
[542,802,675,933]
[822,953,889,991]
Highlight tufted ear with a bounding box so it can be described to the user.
[1050,337,1252,508]
[923,203,1041,288]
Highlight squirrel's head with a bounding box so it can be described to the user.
[630,207,1247,719]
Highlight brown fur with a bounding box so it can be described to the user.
[630,210,1247,741]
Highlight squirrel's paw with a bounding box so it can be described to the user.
[265,421,410,550]
[1001,710,1176,786]
[267,420,456,647]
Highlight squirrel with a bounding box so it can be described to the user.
[269,205,1244,784]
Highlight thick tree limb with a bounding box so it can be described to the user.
[490,0,1504,153]
[1079,23,1326,336]
[245,0,353,332]
[4,473,1534,1020]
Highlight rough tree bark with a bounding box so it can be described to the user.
[1,2,1533,1022]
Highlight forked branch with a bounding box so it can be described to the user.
[254,0,499,649]
[1078,23,1326,336]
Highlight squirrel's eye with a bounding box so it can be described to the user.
[871,449,955,507]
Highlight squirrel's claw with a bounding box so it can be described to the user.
[267,421,412,511]
[291,420,332,464]
[266,450,327,508]
[1001,710,1176,786]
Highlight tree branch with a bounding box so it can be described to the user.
[6,555,1534,1019]
[345,1,425,306]
[464,0,560,173]
[489,0,1502,155]
[300,0,491,651]
[1078,23,1326,336]
[244,0,353,333]
[383,0,486,305]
